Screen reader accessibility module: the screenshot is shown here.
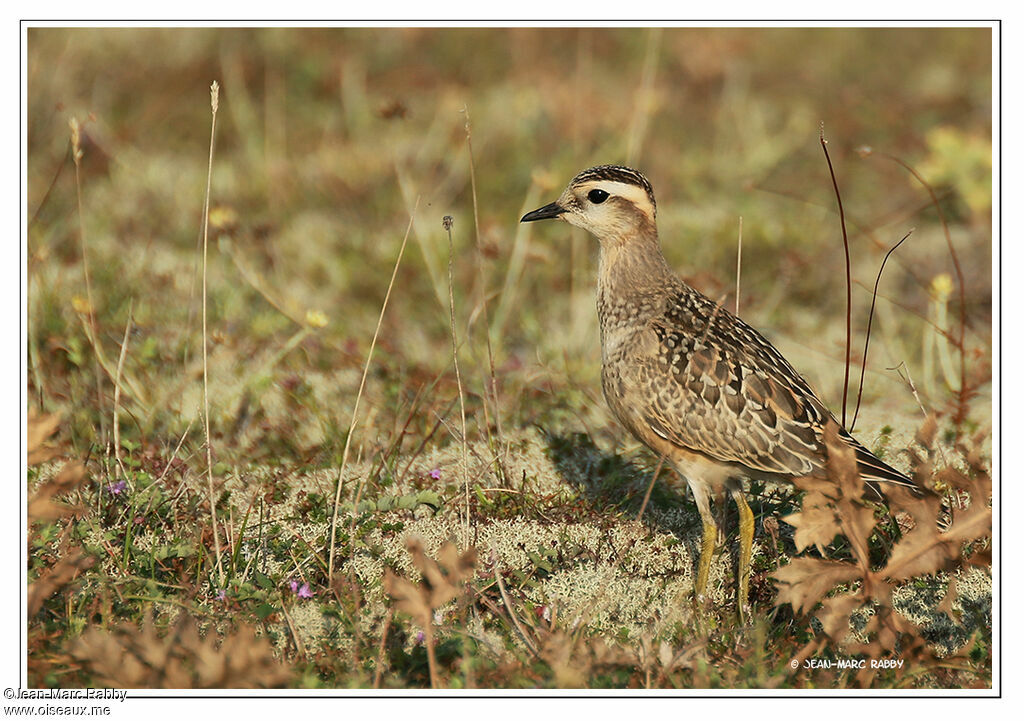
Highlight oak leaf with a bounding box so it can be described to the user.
[772,558,860,614]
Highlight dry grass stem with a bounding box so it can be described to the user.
[851,229,913,431]
[69,116,107,445]
[112,301,133,480]
[463,106,505,454]
[444,215,472,548]
[735,216,743,316]
[372,607,394,689]
[625,27,662,165]
[329,197,420,584]
[636,455,666,521]
[492,555,540,658]
[278,599,307,660]
[201,80,224,582]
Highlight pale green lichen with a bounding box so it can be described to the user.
[42,422,991,660]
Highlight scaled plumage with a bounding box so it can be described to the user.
[522,164,917,618]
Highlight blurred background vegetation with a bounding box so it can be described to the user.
[27,27,991,467]
[25,27,993,688]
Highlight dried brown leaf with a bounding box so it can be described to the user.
[772,558,860,614]
[71,614,290,688]
[27,549,96,617]
[28,462,87,524]
[882,522,958,581]
[382,569,432,628]
[539,630,584,687]
[915,415,938,448]
[936,577,960,620]
[27,412,62,466]
[966,546,991,568]
[934,466,972,492]
[823,421,862,501]
[884,483,934,515]
[195,620,290,688]
[782,490,838,554]
[943,498,991,545]
[837,499,877,571]
[815,593,861,642]
[883,469,989,582]
[436,541,477,584]
[73,626,151,687]
[384,540,477,626]
[791,473,837,497]
[538,630,636,688]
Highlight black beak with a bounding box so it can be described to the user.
[520,201,565,223]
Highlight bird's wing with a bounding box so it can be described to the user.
[636,285,913,486]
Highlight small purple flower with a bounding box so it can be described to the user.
[429,468,442,480]
[289,579,314,598]
[106,480,127,496]
[289,580,299,594]
[216,589,227,602]
[415,631,426,644]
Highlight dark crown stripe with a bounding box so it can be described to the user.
[571,164,656,210]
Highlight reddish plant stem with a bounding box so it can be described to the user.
[820,127,853,428]
[851,229,914,432]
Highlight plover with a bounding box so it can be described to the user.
[521,164,917,618]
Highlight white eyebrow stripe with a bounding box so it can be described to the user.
[579,180,656,219]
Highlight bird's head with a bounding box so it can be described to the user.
[520,164,658,242]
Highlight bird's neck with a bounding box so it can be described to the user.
[596,231,673,329]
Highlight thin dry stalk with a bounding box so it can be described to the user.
[625,27,662,165]
[71,311,149,407]
[69,116,106,445]
[636,455,666,522]
[424,622,440,688]
[27,281,48,408]
[492,186,543,340]
[112,301,134,480]
[890,361,931,421]
[444,215,472,548]
[462,107,506,462]
[819,126,853,428]
[735,216,743,316]
[851,229,913,431]
[278,598,307,660]
[201,81,224,582]
[492,556,541,659]
[328,197,420,584]
[372,607,394,689]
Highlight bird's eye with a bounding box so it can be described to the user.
[587,188,609,204]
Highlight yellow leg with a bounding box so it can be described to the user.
[733,489,755,623]
[695,519,717,600]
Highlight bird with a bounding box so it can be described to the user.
[520,164,919,619]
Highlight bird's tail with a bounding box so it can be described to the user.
[842,429,925,498]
